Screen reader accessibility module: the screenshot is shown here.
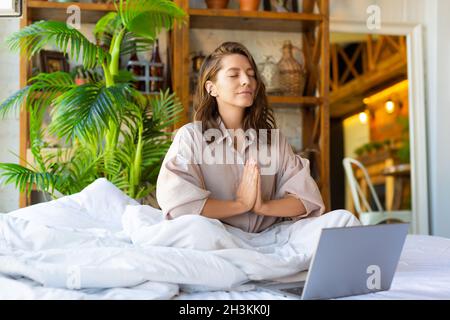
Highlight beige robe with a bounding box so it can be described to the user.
[156,117,325,233]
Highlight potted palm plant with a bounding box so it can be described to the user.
[0,0,187,205]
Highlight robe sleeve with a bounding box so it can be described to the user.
[275,133,325,220]
[156,125,211,219]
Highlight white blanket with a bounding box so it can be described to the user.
[0,178,360,299]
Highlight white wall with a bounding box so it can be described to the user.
[343,114,370,210]
[330,0,450,237]
[432,0,450,237]
[0,18,20,213]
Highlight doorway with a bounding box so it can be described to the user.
[328,21,429,235]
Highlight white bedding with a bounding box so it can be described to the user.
[0,178,449,300]
[176,234,450,300]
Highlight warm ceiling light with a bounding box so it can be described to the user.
[385,100,395,114]
[363,80,408,105]
[359,112,368,124]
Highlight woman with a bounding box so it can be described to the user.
[156,42,326,233]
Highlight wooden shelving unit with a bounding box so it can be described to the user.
[172,0,330,209]
[27,0,115,23]
[188,8,322,32]
[18,0,330,209]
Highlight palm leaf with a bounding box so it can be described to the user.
[93,12,121,43]
[117,0,186,40]
[0,72,75,119]
[143,89,183,137]
[134,183,155,200]
[94,13,153,56]
[93,11,121,54]
[48,83,132,142]
[27,72,76,110]
[48,145,100,194]
[114,69,136,84]
[7,21,109,69]
[120,32,154,55]
[0,163,58,196]
[0,86,30,118]
[141,140,171,166]
[28,102,47,172]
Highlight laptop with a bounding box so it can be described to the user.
[257,223,409,300]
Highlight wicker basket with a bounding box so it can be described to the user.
[277,40,306,96]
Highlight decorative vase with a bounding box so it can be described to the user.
[239,0,261,11]
[258,56,281,95]
[205,0,229,9]
[277,40,306,96]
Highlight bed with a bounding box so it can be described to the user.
[1,179,449,300]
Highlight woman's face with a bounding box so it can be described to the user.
[205,54,257,109]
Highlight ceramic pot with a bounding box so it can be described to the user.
[205,0,230,9]
[239,0,261,11]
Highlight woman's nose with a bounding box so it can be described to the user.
[240,73,251,86]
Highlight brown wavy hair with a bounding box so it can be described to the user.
[193,42,277,145]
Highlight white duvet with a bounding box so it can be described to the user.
[0,178,361,299]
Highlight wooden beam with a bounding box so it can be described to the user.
[173,0,189,128]
[331,44,339,91]
[330,97,365,118]
[312,27,322,64]
[303,32,316,96]
[339,44,363,84]
[319,0,330,211]
[19,1,30,208]
[399,36,407,59]
[330,58,407,106]
[385,35,401,52]
[366,34,375,71]
[372,36,385,65]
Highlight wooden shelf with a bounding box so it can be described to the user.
[189,9,322,33]
[27,2,322,31]
[28,1,115,10]
[28,1,116,23]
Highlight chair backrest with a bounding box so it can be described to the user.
[342,157,384,215]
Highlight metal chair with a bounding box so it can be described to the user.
[342,157,412,226]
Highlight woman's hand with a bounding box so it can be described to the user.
[253,165,266,215]
[235,159,259,212]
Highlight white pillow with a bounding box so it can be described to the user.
[8,178,139,231]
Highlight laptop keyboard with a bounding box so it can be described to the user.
[280,286,304,296]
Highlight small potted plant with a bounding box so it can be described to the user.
[239,0,261,11]
[354,146,364,158]
[205,0,230,9]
